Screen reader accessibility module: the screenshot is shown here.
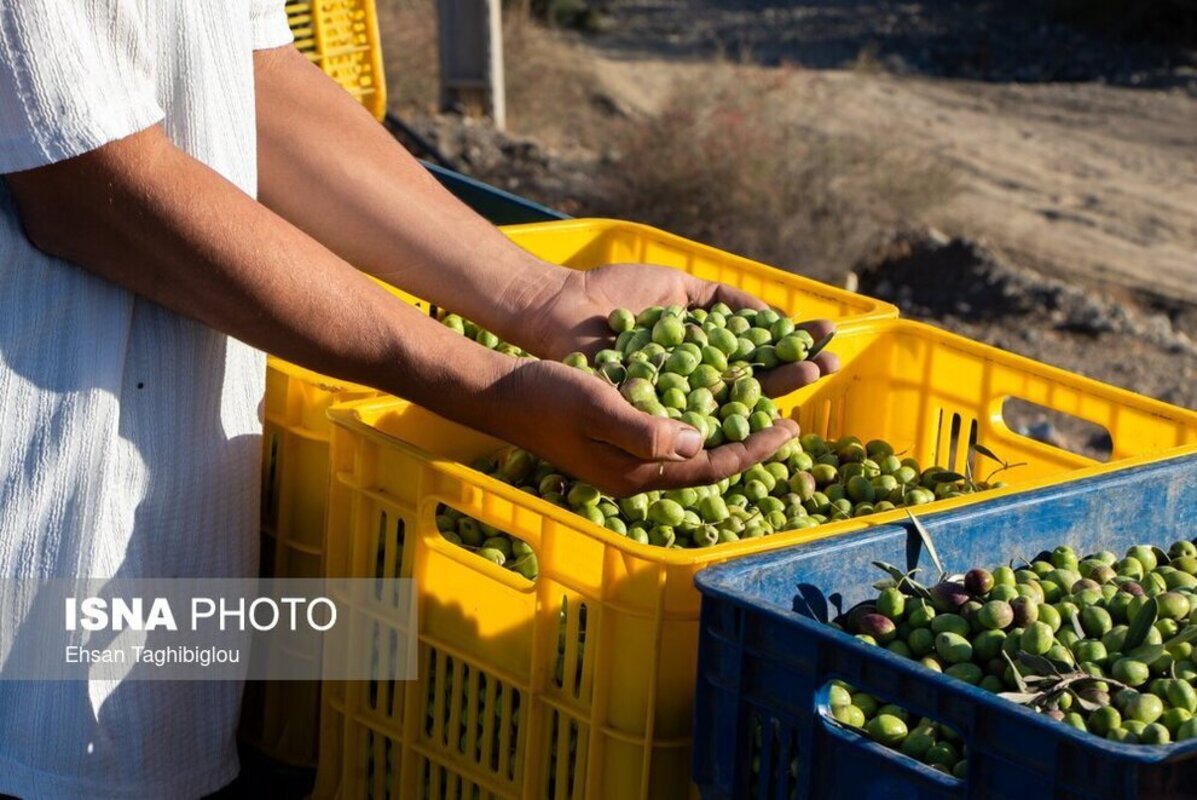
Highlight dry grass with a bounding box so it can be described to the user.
[597,66,958,281]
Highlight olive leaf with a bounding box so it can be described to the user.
[1018,653,1064,677]
[1002,651,1030,693]
[1151,546,1171,566]
[1126,644,1166,666]
[931,471,967,483]
[972,443,1003,463]
[1124,596,1160,652]
[1069,608,1086,641]
[1021,674,1058,685]
[906,510,947,581]
[998,691,1041,705]
[873,578,898,591]
[1164,625,1197,649]
[1068,691,1104,713]
[975,443,1029,482]
[806,331,836,360]
[872,561,931,599]
[873,561,908,583]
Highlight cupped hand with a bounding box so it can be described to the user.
[489,358,799,497]
[520,263,840,398]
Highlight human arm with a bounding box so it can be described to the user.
[4,125,798,495]
[251,47,839,396]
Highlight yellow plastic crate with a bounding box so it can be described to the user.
[286,0,387,121]
[312,318,1197,799]
[253,217,895,767]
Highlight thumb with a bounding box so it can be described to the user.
[591,398,705,462]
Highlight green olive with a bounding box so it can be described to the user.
[935,632,973,664]
[707,327,739,356]
[864,714,908,747]
[652,316,685,347]
[771,318,796,340]
[607,307,635,333]
[647,499,685,527]
[632,306,662,328]
[722,415,751,443]
[477,547,506,566]
[748,411,773,432]
[733,337,757,360]
[1020,621,1054,656]
[664,349,700,376]
[774,334,809,363]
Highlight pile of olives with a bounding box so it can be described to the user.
[437,432,1002,581]
[437,309,534,358]
[838,539,1197,748]
[827,684,970,778]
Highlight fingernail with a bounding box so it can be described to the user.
[674,426,704,459]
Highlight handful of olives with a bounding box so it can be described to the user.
[562,302,818,446]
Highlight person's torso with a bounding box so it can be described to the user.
[0,0,267,581]
[0,3,274,796]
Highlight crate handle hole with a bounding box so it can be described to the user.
[818,680,967,783]
[433,502,540,583]
[1001,398,1112,462]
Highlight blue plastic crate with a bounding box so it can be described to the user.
[693,454,1197,800]
[422,161,569,225]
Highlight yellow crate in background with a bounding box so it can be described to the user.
[310,318,1197,799]
[248,217,897,768]
[286,0,387,120]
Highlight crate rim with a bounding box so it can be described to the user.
[325,317,1197,567]
[497,217,900,320]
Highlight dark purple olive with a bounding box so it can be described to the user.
[1010,596,1040,627]
[1119,582,1145,597]
[857,613,898,643]
[964,568,994,597]
[931,582,970,613]
[847,604,879,632]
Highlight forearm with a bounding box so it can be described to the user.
[5,125,518,424]
[253,47,560,350]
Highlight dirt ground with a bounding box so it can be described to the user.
[385,0,1197,440]
[580,2,1197,308]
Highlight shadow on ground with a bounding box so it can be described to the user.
[588,0,1196,89]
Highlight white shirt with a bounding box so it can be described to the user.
[0,2,292,797]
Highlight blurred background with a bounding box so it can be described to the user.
[380,0,1197,451]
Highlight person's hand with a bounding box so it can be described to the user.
[487,358,799,497]
[518,263,840,398]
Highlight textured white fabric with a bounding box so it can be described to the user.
[0,1,292,798]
